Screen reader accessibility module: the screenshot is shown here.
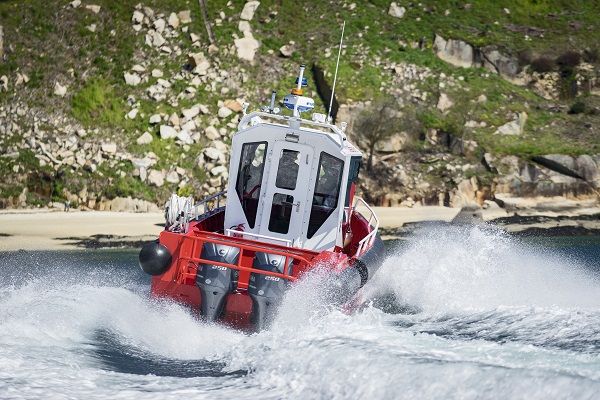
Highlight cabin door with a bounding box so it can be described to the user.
[258,141,314,246]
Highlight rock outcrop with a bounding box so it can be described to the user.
[433,34,522,83]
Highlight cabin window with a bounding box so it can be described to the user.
[307,152,344,238]
[235,142,267,228]
[268,193,294,234]
[275,149,300,190]
[345,156,362,207]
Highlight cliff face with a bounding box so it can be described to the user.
[0,0,599,211]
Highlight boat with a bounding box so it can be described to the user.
[139,64,385,331]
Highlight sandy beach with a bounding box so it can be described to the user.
[0,210,164,251]
[0,207,463,251]
[0,205,598,251]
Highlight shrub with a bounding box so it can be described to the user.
[530,56,555,73]
[583,48,599,63]
[71,79,125,126]
[517,49,533,66]
[556,51,581,69]
[568,101,586,114]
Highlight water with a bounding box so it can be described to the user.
[0,225,599,399]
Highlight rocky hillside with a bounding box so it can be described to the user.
[0,0,599,211]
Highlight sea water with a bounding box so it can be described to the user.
[0,225,599,399]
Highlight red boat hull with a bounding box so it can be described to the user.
[146,208,384,331]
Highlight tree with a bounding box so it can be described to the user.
[198,0,216,45]
[354,98,402,171]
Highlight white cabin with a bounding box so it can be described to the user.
[224,111,362,252]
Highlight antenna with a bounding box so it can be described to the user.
[327,21,345,123]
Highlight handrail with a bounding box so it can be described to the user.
[225,228,292,247]
[191,190,226,221]
[165,191,226,234]
[352,197,380,256]
[175,232,316,286]
[237,111,346,149]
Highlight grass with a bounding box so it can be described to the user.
[71,79,127,126]
[0,0,599,205]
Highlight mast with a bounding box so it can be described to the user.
[328,21,345,123]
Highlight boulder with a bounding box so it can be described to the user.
[178,10,192,24]
[436,93,453,112]
[127,108,138,119]
[153,18,166,33]
[169,112,180,127]
[279,44,294,57]
[451,177,480,208]
[576,155,600,186]
[131,156,155,170]
[176,130,193,144]
[240,1,260,21]
[101,142,117,154]
[204,147,224,161]
[433,34,476,68]
[159,125,177,139]
[181,105,201,120]
[15,72,29,86]
[136,131,153,145]
[85,4,101,13]
[204,125,220,140]
[481,47,520,79]
[148,170,165,187]
[166,170,180,184]
[234,33,260,62]
[70,0,81,7]
[124,72,141,86]
[218,106,233,119]
[107,197,136,212]
[53,82,67,97]
[210,165,228,176]
[151,69,163,78]
[188,52,210,74]
[132,10,144,24]
[238,20,251,34]
[151,31,166,47]
[149,114,162,124]
[181,120,196,132]
[168,12,180,29]
[494,112,527,136]
[224,99,243,112]
[375,132,410,152]
[388,2,406,18]
[0,75,7,91]
[533,154,581,184]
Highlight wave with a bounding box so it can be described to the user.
[365,224,600,314]
[1,228,599,399]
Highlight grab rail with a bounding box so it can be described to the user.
[352,197,379,256]
[175,232,316,287]
[238,111,346,149]
[224,229,292,247]
[165,191,226,234]
[191,190,226,221]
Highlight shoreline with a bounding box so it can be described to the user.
[0,207,599,251]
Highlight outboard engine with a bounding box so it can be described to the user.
[248,252,293,331]
[196,243,240,321]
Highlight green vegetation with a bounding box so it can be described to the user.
[71,79,126,126]
[0,0,598,206]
